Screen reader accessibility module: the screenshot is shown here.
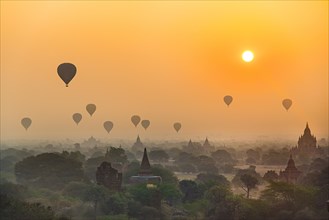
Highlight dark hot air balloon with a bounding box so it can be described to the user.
[72,113,82,125]
[223,95,233,106]
[282,99,292,111]
[173,122,181,133]
[131,115,141,127]
[57,63,76,87]
[21,117,32,130]
[141,120,150,130]
[86,104,96,116]
[103,121,113,133]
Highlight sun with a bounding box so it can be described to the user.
[242,50,254,62]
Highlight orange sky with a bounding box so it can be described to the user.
[1,1,328,142]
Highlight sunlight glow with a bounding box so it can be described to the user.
[242,50,254,62]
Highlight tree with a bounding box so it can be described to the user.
[15,153,84,190]
[127,200,142,219]
[101,192,129,215]
[240,174,259,199]
[151,166,178,184]
[196,173,230,189]
[260,181,317,210]
[205,185,240,220]
[195,155,218,174]
[0,194,55,220]
[174,152,195,166]
[232,166,262,187]
[62,151,86,163]
[263,170,279,182]
[106,147,128,164]
[0,182,28,200]
[140,206,161,220]
[261,149,288,165]
[246,149,260,161]
[62,181,90,199]
[82,184,108,220]
[211,150,236,165]
[179,180,203,202]
[149,150,169,162]
[123,161,140,183]
[178,163,197,173]
[128,184,161,208]
[158,183,182,205]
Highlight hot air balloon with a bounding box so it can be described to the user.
[103,121,113,133]
[72,113,82,125]
[86,104,96,116]
[223,95,233,106]
[21,117,32,130]
[57,63,76,87]
[282,99,292,111]
[131,115,141,127]
[173,122,181,133]
[141,120,150,130]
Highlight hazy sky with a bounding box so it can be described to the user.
[1,1,328,141]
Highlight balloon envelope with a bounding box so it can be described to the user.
[131,115,141,127]
[223,95,233,106]
[86,104,96,116]
[57,63,76,87]
[21,117,32,130]
[173,122,181,133]
[282,99,292,111]
[141,120,150,130]
[103,121,113,133]
[72,113,82,125]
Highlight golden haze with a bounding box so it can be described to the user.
[1,1,328,141]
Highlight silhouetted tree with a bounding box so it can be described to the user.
[232,166,262,187]
[205,185,239,220]
[82,185,108,220]
[179,180,203,202]
[106,147,128,164]
[196,173,230,189]
[211,150,236,165]
[240,174,259,198]
[15,153,84,189]
[0,194,55,220]
[263,170,279,182]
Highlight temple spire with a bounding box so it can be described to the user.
[188,139,193,147]
[136,135,141,143]
[139,148,152,176]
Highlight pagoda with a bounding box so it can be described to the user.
[203,137,215,153]
[291,123,320,155]
[96,162,122,191]
[131,135,144,152]
[279,155,302,184]
[130,148,162,184]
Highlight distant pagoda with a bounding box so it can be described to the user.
[131,135,144,152]
[279,155,302,184]
[203,137,215,153]
[291,123,320,155]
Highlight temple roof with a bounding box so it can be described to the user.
[304,122,311,135]
[285,154,300,173]
[139,148,152,176]
[188,139,194,148]
[136,135,142,144]
[132,135,144,151]
[203,137,210,147]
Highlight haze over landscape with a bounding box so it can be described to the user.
[1,1,328,142]
[1,2,329,220]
